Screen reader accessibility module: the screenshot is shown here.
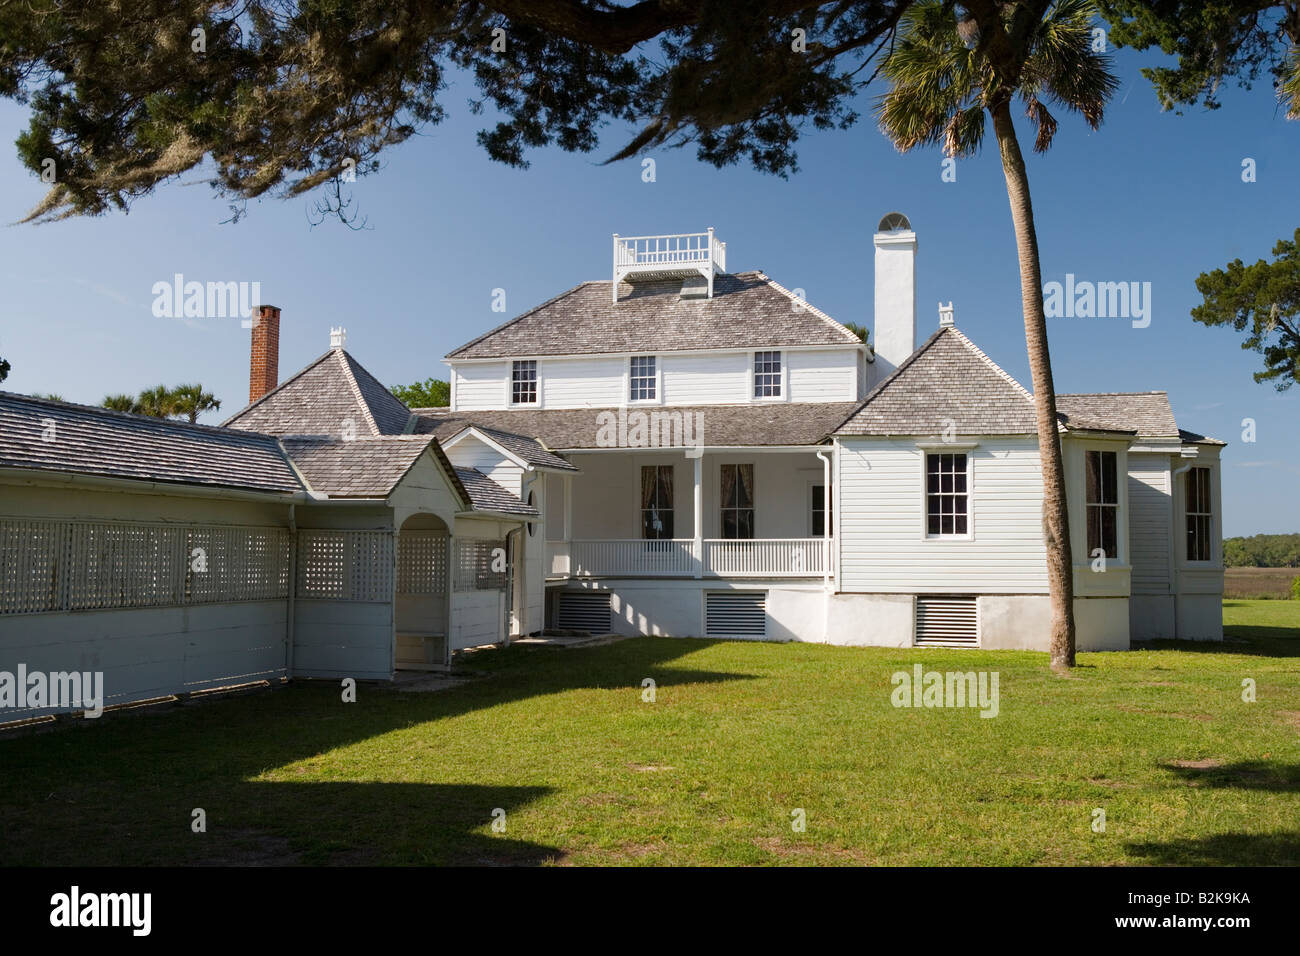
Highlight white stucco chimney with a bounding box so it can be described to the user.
[873,212,917,377]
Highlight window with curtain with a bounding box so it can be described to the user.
[1086,450,1119,559]
[926,453,968,536]
[641,465,674,539]
[1186,467,1212,561]
[720,464,755,539]
[811,484,832,536]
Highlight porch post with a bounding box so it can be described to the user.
[692,452,703,579]
[564,473,573,575]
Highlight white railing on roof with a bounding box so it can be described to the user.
[612,228,727,302]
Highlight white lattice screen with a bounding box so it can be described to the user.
[0,518,291,615]
[296,530,394,602]
[397,532,448,595]
[454,538,508,592]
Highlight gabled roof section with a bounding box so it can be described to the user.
[223,348,411,438]
[414,418,578,471]
[454,467,539,516]
[834,327,1038,436]
[0,392,303,493]
[445,271,863,359]
[280,434,471,504]
[1056,392,1179,440]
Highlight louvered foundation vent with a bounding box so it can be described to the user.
[556,591,612,634]
[705,591,767,637]
[914,596,979,647]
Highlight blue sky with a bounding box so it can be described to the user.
[0,44,1296,536]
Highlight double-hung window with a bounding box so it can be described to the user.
[1086,450,1119,559]
[641,466,674,539]
[753,351,782,398]
[1186,467,1212,561]
[926,453,968,536]
[511,360,537,405]
[630,356,657,401]
[720,464,755,539]
[811,484,833,536]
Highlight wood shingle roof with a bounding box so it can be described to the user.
[445,271,864,359]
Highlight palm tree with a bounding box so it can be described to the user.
[877,0,1118,670]
[102,393,140,413]
[135,385,177,419]
[169,383,221,423]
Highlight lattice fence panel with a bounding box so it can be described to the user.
[454,538,508,592]
[0,519,63,614]
[1,517,290,614]
[397,532,448,596]
[297,530,394,602]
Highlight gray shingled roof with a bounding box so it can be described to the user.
[409,418,577,471]
[414,402,860,449]
[445,271,864,359]
[224,348,412,437]
[0,392,303,493]
[835,327,1039,436]
[1056,392,1178,439]
[280,434,474,505]
[455,467,540,516]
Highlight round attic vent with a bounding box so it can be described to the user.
[877,212,911,232]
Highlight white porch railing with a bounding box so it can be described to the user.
[546,538,831,579]
[702,539,832,577]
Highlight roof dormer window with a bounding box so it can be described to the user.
[511,360,538,405]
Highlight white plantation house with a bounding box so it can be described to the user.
[0,215,1224,719]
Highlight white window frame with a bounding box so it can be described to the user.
[1085,448,1121,562]
[916,443,976,541]
[751,350,784,401]
[1185,465,1213,563]
[509,359,539,407]
[628,355,661,404]
[808,480,832,537]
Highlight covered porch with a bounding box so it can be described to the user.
[543,448,834,580]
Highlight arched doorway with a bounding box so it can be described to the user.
[395,512,450,670]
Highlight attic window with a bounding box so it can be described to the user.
[753,351,782,398]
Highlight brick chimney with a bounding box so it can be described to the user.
[249,304,281,403]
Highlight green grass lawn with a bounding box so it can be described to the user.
[2,600,1297,866]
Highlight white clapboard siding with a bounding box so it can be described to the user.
[661,353,750,404]
[1128,454,1172,594]
[453,362,508,410]
[787,349,858,401]
[443,433,526,496]
[837,436,1050,593]
[540,357,625,407]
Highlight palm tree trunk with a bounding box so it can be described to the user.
[990,98,1076,670]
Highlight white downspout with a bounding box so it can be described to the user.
[816,446,834,644]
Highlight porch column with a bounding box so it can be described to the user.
[692,452,703,579]
[563,473,573,575]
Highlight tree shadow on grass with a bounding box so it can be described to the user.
[1139,630,1299,658]
[1162,760,1300,793]
[1125,831,1300,866]
[0,637,754,866]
